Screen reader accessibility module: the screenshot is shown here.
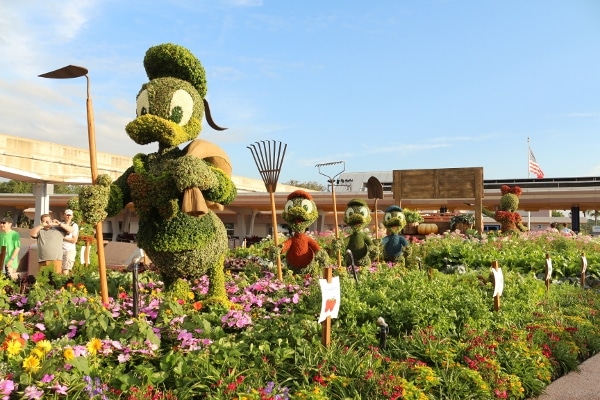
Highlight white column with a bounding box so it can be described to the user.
[33,182,53,223]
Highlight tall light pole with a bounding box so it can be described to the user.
[39,65,109,305]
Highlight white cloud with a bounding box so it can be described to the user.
[566,112,600,118]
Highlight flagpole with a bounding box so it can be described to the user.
[527,137,531,229]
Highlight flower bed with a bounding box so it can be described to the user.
[1,230,600,399]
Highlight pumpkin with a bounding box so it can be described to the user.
[418,223,439,235]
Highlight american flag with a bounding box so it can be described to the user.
[529,148,544,179]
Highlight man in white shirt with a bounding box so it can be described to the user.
[61,209,79,274]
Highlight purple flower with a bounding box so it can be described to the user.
[221,310,252,329]
[24,386,44,400]
[51,383,68,395]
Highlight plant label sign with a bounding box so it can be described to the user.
[545,258,553,281]
[492,267,504,298]
[582,255,587,274]
[318,276,341,323]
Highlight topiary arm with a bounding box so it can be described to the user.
[171,155,218,192]
[79,174,113,225]
[113,165,135,206]
[202,166,237,205]
[482,207,496,219]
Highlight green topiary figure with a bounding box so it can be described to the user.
[79,43,236,304]
[482,185,528,234]
[381,205,410,264]
[343,198,376,267]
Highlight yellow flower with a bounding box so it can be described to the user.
[86,338,103,355]
[188,291,195,300]
[23,355,41,373]
[63,347,75,361]
[32,348,45,359]
[36,339,52,354]
[6,339,23,357]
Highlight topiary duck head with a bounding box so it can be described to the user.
[344,198,371,230]
[126,43,225,152]
[499,185,522,212]
[383,205,406,234]
[282,190,318,233]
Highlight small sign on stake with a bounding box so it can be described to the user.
[545,253,552,292]
[491,260,503,311]
[319,267,340,347]
[581,252,587,289]
[319,276,340,323]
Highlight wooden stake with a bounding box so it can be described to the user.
[269,191,283,280]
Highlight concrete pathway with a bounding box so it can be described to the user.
[529,352,600,400]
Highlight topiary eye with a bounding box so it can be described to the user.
[359,206,369,217]
[345,208,355,219]
[384,213,392,222]
[301,199,314,213]
[284,200,294,212]
[169,89,194,126]
[136,89,150,117]
[170,106,183,123]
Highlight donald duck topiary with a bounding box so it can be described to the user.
[482,185,528,234]
[79,43,236,304]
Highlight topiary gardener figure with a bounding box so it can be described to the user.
[79,43,236,304]
[343,198,377,267]
[482,185,528,234]
[381,205,410,263]
[280,190,324,271]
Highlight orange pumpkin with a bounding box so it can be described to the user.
[418,223,439,235]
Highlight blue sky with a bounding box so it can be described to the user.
[1,0,599,186]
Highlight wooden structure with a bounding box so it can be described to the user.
[392,167,484,233]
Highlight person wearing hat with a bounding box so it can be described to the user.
[30,213,74,274]
[0,216,20,278]
[61,209,79,275]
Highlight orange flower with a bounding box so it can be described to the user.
[193,301,203,311]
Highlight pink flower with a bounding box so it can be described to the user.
[0,379,15,399]
[31,332,46,343]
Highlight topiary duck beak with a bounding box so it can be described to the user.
[126,114,196,147]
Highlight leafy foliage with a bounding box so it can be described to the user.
[2,232,600,399]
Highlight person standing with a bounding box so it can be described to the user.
[30,213,73,274]
[561,223,575,236]
[61,209,79,275]
[0,216,20,278]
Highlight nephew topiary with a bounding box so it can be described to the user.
[343,198,377,267]
[381,205,410,264]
